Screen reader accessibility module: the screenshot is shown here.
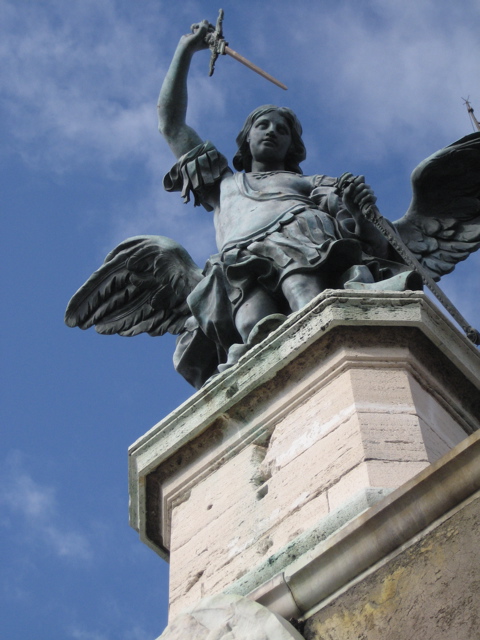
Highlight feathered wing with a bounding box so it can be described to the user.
[65,235,203,337]
[394,132,480,280]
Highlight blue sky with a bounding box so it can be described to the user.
[1,1,479,639]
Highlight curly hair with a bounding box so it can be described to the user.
[233,105,306,174]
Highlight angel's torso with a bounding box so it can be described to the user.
[212,171,319,250]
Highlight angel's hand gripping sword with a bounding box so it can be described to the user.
[203,9,287,91]
[338,173,480,346]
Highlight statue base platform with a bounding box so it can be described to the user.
[128,291,480,624]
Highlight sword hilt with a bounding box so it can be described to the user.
[207,9,228,77]
[202,8,287,89]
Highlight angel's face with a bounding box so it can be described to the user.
[247,112,292,167]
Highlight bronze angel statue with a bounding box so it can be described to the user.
[65,21,480,389]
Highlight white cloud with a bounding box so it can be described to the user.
[275,0,479,161]
[2,469,56,518]
[0,0,229,260]
[0,452,92,561]
[2,0,478,172]
[0,0,230,174]
[2,0,478,312]
[0,0,167,172]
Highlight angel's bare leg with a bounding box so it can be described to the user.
[281,272,329,312]
[234,288,280,343]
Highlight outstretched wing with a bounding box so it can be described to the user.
[394,132,480,280]
[65,235,203,336]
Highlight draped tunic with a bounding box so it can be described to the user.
[164,141,415,388]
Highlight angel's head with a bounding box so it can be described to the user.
[233,105,306,173]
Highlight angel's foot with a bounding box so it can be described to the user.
[217,343,250,373]
[281,273,329,312]
[217,314,288,374]
[246,313,288,346]
[344,270,423,292]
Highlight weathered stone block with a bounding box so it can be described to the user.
[303,490,480,640]
[128,292,480,617]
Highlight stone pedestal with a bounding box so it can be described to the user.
[128,291,480,625]
[298,431,480,640]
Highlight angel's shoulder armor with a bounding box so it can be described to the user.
[163,141,230,211]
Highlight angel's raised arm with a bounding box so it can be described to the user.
[157,21,212,159]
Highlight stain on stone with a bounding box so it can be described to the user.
[257,537,274,555]
[304,494,480,640]
[185,570,204,594]
[226,383,239,398]
[256,484,269,500]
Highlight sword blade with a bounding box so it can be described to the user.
[224,45,287,90]
[363,203,480,345]
[337,173,479,344]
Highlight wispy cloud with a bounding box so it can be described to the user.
[0,451,92,561]
[0,0,167,172]
[2,0,477,172]
[68,624,152,640]
[0,0,226,259]
[278,0,479,161]
[1,0,477,300]
[0,0,228,173]
[69,628,109,640]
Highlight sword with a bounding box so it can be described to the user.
[202,9,287,91]
[338,174,480,346]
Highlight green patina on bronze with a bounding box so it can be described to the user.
[65,16,480,389]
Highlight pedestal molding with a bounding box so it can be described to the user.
[127,291,480,613]
[139,341,479,555]
[159,364,473,555]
